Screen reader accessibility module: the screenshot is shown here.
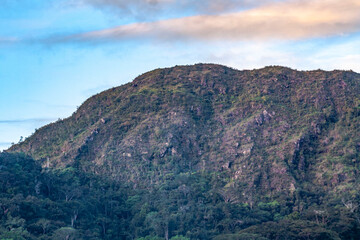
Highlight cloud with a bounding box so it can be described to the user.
[79,0,271,19]
[0,37,18,45]
[201,42,297,69]
[47,0,360,44]
[303,38,360,72]
[0,118,57,151]
[0,118,56,124]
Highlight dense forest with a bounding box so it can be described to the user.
[4,64,360,239]
[1,152,360,240]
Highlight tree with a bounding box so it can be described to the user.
[53,227,77,240]
[36,218,51,234]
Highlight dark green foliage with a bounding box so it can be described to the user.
[0,153,133,240]
[213,233,269,240]
[1,153,360,239]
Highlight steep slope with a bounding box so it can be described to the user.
[9,64,360,202]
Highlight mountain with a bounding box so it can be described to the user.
[5,63,360,239]
[10,64,360,194]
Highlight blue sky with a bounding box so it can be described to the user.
[1,0,360,150]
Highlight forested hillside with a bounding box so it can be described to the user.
[1,152,360,239]
[5,64,360,239]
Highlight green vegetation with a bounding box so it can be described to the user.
[5,64,360,239]
[1,153,360,239]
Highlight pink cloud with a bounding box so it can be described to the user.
[48,0,360,43]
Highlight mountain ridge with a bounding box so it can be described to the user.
[9,63,360,196]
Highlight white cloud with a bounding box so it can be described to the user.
[304,39,360,72]
[48,0,360,44]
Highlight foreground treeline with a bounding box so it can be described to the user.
[1,153,360,240]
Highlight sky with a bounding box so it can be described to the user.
[1,0,360,151]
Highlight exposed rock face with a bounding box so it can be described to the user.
[9,64,360,200]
